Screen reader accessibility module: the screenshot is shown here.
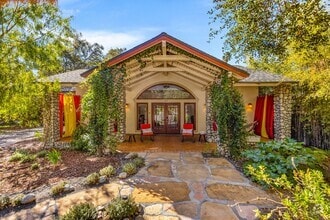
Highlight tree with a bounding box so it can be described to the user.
[209,0,330,148]
[104,48,126,61]
[208,0,329,63]
[61,32,105,71]
[210,73,247,157]
[0,2,73,126]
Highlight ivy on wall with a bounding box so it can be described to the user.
[82,66,125,155]
[210,71,247,157]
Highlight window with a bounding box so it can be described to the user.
[137,84,194,99]
[137,103,148,130]
[184,103,196,129]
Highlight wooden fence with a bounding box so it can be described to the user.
[291,112,330,150]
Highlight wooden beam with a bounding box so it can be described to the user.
[173,64,215,83]
[175,61,216,78]
[175,72,209,87]
[141,55,191,62]
[126,72,159,86]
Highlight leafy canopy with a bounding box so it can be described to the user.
[0,2,73,126]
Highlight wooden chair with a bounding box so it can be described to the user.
[181,123,194,142]
[140,123,154,142]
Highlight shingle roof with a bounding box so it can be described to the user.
[236,66,295,83]
[47,69,91,83]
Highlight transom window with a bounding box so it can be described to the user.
[137,84,194,99]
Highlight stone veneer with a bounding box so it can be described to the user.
[43,92,60,148]
[274,84,292,140]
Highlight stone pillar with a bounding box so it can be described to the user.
[274,84,292,140]
[205,89,216,142]
[43,92,60,148]
[117,86,126,142]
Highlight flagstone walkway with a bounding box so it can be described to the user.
[3,152,277,220]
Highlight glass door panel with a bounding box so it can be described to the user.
[166,104,180,133]
[152,103,180,134]
[152,104,165,133]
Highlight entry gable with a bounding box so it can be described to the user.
[103,33,249,88]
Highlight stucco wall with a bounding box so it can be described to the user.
[236,86,258,123]
[125,72,207,134]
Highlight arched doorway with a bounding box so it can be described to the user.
[137,83,195,134]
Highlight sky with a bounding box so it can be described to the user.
[58,0,229,62]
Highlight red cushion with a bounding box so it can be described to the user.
[183,123,193,129]
[140,124,151,129]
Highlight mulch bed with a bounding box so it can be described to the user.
[0,140,125,196]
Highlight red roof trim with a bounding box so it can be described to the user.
[105,32,248,78]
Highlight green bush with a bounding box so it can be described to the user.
[86,172,100,185]
[99,165,116,178]
[11,194,23,206]
[242,138,327,184]
[61,203,97,220]
[9,150,35,163]
[36,150,48,158]
[51,182,66,196]
[106,196,139,220]
[47,149,61,165]
[122,162,137,176]
[130,153,139,159]
[248,166,330,220]
[31,162,40,170]
[0,195,10,210]
[132,157,145,168]
[71,125,93,152]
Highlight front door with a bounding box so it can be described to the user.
[152,103,180,134]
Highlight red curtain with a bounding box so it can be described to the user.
[73,95,81,124]
[59,94,64,138]
[254,96,265,136]
[265,95,274,139]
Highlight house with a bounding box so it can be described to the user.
[44,32,294,147]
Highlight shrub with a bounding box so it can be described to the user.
[9,150,35,163]
[104,136,118,155]
[51,181,66,196]
[31,162,40,170]
[34,131,44,141]
[61,203,97,220]
[242,138,327,184]
[132,157,145,168]
[11,194,23,206]
[86,172,100,185]
[106,196,139,220]
[122,163,137,176]
[248,166,330,220]
[99,165,116,178]
[0,195,10,210]
[130,153,139,159]
[47,149,61,165]
[71,125,93,152]
[36,150,48,158]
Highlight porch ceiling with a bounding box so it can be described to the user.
[124,41,226,89]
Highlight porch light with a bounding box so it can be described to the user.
[247,103,253,109]
[125,103,129,108]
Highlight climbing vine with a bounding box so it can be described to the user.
[210,72,247,157]
[82,66,125,155]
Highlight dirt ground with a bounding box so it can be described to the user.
[0,140,124,195]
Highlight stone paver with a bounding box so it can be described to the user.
[200,202,238,220]
[147,160,173,177]
[176,164,209,181]
[234,205,259,220]
[207,158,235,168]
[206,183,274,205]
[132,182,190,203]
[210,167,249,183]
[2,152,277,220]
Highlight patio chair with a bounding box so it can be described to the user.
[181,123,195,142]
[244,121,258,134]
[140,123,154,142]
